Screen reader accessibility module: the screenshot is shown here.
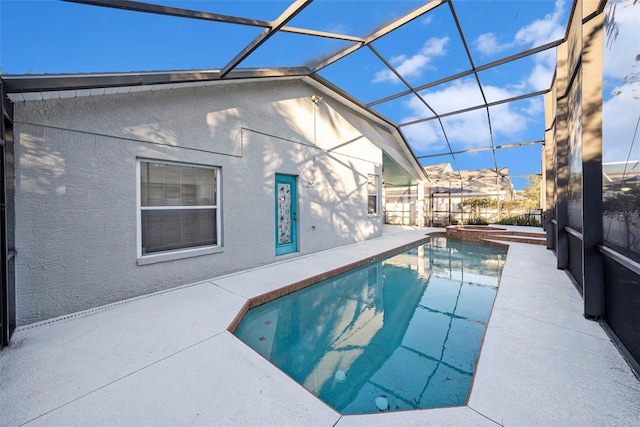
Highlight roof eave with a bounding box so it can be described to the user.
[0,67,312,93]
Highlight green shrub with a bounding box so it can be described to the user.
[496,215,541,227]
[467,217,489,225]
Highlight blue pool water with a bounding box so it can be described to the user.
[234,237,507,414]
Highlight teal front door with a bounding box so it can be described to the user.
[275,174,298,256]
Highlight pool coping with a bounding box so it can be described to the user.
[229,232,508,417]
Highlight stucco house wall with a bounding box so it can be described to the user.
[14,79,407,325]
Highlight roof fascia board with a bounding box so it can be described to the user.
[3,74,306,102]
[1,68,311,94]
[394,127,431,182]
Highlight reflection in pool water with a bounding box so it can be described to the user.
[234,237,507,415]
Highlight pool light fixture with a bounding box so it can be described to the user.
[374,396,389,411]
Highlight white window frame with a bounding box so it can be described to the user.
[367,174,379,216]
[136,159,222,265]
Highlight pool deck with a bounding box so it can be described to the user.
[2,225,640,426]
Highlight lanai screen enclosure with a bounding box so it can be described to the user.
[0,0,638,374]
[2,0,565,188]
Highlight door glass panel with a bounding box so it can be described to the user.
[277,183,292,245]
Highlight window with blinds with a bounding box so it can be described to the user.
[139,160,219,255]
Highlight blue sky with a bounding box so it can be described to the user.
[0,0,580,189]
[602,0,640,166]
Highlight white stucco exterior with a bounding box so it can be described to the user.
[13,79,421,325]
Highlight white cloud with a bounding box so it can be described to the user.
[514,0,567,45]
[489,103,529,135]
[419,78,485,112]
[518,0,566,91]
[325,22,349,35]
[603,0,640,81]
[527,62,554,91]
[372,37,449,83]
[471,0,566,92]
[474,33,512,56]
[603,82,640,163]
[383,0,572,154]
[472,0,566,57]
[524,97,544,116]
[420,36,448,56]
[372,69,401,84]
[402,121,444,152]
[395,55,431,79]
[402,80,532,152]
[441,110,491,147]
[483,84,524,104]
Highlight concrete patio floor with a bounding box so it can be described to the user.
[1,225,639,426]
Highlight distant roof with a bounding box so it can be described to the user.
[427,163,513,190]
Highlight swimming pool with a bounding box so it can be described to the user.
[234,237,507,415]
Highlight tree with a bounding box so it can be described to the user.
[520,175,541,211]
[501,199,523,217]
[461,197,495,219]
[603,184,640,255]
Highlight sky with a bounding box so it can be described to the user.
[1,0,636,190]
[602,0,640,165]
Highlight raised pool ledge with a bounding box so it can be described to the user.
[444,224,546,247]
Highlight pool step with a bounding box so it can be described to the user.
[481,233,546,246]
[491,230,545,238]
